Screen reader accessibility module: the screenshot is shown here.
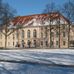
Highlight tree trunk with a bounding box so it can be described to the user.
[5,34,7,48]
[59,18,60,48]
[68,24,70,48]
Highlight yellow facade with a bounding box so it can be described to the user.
[0,25,74,48]
[0,13,74,48]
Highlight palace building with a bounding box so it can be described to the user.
[0,12,74,48]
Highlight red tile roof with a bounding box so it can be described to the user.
[12,12,70,26]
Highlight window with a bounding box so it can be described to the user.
[22,30,24,39]
[33,29,37,38]
[27,40,31,48]
[51,41,53,47]
[8,42,10,46]
[41,33,43,38]
[13,34,15,40]
[63,41,66,45]
[45,31,47,38]
[27,30,30,38]
[56,32,59,37]
[51,32,54,37]
[63,32,65,37]
[33,40,36,47]
[8,36,10,39]
[13,42,14,46]
[0,34,2,39]
[21,40,25,47]
[56,41,58,45]
[45,41,48,46]
[0,42,2,46]
[63,25,65,29]
[16,30,19,38]
[16,42,20,47]
[41,41,43,46]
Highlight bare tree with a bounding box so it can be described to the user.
[0,0,17,48]
[42,1,60,48]
[43,2,58,14]
[61,0,74,22]
[61,0,74,48]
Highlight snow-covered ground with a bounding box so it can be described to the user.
[0,49,74,65]
[0,49,74,74]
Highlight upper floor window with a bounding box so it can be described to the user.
[63,25,65,29]
[56,32,59,37]
[33,29,37,38]
[63,32,65,37]
[8,36,10,39]
[22,30,24,39]
[16,30,19,39]
[0,34,2,39]
[51,32,54,37]
[27,30,30,38]
[13,34,15,40]
[41,32,43,38]
[51,41,53,46]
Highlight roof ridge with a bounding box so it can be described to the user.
[16,12,59,17]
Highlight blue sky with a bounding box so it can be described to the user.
[3,0,67,16]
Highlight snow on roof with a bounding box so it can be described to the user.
[12,12,70,26]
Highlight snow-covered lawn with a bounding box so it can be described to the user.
[0,62,74,74]
[0,49,74,74]
[0,49,74,65]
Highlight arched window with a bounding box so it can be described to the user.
[27,30,30,38]
[33,29,37,38]
[21,30,24,39]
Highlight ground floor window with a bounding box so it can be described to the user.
[56,41,59,45]
[50,41,54,47]
[0,42,2,46]
[41,41,43,46]
[63,41,66,46]
[45,41,48,47]
[21,40,25,48]
[13,42,14,46]
[27,40,31,48]
[15,42,20,47]
[70,41,74,47]
[33,40,36,47]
